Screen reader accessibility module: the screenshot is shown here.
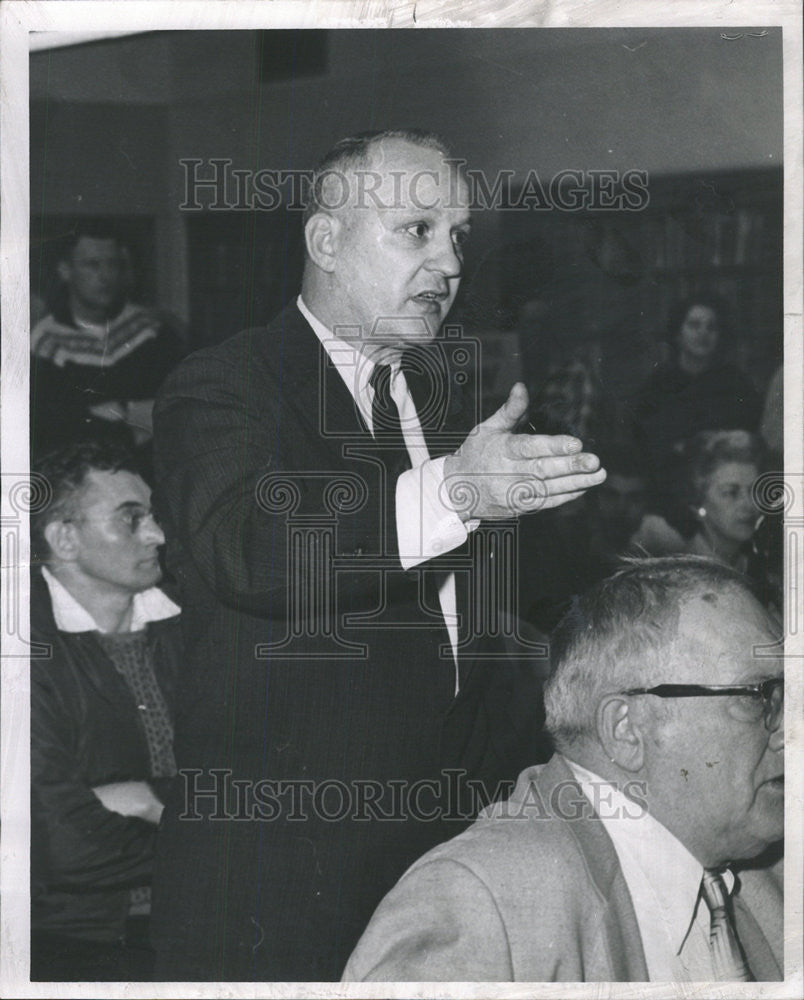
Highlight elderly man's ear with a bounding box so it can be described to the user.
[305,213,342,273]
[596,695,646,772]
[43,520,79,562]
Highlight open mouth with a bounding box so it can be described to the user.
[413,291,447,304]
[765,775,784,790]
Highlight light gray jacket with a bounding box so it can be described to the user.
[343,754,783,982]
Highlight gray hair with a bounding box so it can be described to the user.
[543,555,755,752]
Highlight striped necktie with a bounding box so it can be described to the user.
[701,869,753,981]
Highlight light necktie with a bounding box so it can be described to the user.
[701,869,753,981]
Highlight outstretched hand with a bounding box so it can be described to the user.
[443,383,606,521]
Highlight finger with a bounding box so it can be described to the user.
[508,432,584,459]
[539,468,607,496]
[484,382,530,433]
[510,451,602,479]
[513,486,588,514]
[538,490,588,511]
[510,468,606,504]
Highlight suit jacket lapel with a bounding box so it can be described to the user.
[531,755,650,980]
[263,303,370,456]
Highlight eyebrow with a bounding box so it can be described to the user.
[113,501,150,513]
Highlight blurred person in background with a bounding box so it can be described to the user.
[685,430,763,571]
[30,223,186,462]
[631,292,761,525]
[632,429,781,613]
[684,430,781,612]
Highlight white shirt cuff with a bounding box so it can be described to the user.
[396,456,480,570]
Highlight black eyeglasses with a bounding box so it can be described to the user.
[621,678,783,731]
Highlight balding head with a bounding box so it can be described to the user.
[301,130,470,356]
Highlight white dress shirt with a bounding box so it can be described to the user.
[41,566,180,634]
[297,296,476,687]
[568,759,734,982]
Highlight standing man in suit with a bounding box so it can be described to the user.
[151,129,606,981]
[344,556,784,982]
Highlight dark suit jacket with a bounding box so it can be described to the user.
[344,754,783,982]
[150,303,542,980]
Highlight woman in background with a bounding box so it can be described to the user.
[633,429,780,610]
[631,292,761,527]
[685,429,764,572]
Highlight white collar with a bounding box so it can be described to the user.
[41,566,180,634]
[567,759,733,955]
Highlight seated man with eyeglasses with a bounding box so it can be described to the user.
[30,439,181,981]
[344,555,784,982]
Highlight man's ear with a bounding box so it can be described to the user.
[596,694,645,772]
[304,213,340,274]
[43,520,79,562]
[56,259,72,285]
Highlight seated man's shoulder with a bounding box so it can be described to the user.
[344,763,593,982]
[425,763,591,884]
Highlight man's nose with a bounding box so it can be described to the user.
[426,234,462,277]
[139,516,165,545]
[99,263,120,284]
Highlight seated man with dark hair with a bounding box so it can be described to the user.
[344,556,783,982]
[30,439,181,981]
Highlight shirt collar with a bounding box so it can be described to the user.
[41,566,180,634]
[567,759,733,954]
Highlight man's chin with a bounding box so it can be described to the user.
[137,564,163,588]
[372,313,440,346]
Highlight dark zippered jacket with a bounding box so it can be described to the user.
[30,569,182,942]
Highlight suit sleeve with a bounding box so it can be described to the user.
[342,859,514,981]
[31,670,158,891]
